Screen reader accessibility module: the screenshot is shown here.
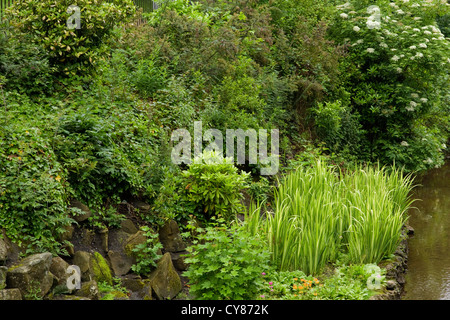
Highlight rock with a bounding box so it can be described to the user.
[386,280,398,290]
[149,252,182,300]
[80,228,95,247]
[49,256,70,286]
[109,229,133,248]
[91,252,113,285]
[74,279,100,300]
[58,224,75,242]
[107,250,133,276]
[0,230,21,266]
[124,230,147,258]
[98,228,109,253]
[121,275,152,300]
[159,220,186,253]
[120,219,139,234]
[130,200,151,215]
[0,266,7,290]
[0,234,11,265]
[72,251,91,282]
[6,252,54,299]
[170,251,188,271]
[0,288,22,300]
[72,251,113,285]
[69,200,92,223]
[406,225,415,235]
[64,242,75,257]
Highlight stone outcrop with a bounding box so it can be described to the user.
[0,230,20,266]
[149,252,182,300]
[0,288,22,300]
[69,200,92,223]
[49,256,71,287]
[159,219,187,253]
[72,251,113,285]
[0,266,6,289]
[6,252,54,300]
[0,200,190,301]
[121,274,152,300]
[107,250,134,276]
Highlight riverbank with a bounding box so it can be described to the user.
[402,161,450,300]
[371,224,414,300]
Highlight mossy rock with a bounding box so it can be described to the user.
[91,252,113,286]
[74,280,100,300]
[101,289,129,300]
[124,230,147,257]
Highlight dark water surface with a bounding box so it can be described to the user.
[402,161,450,300]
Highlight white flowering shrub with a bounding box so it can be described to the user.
[326,0,450,171]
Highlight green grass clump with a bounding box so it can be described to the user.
[246,159,414,275]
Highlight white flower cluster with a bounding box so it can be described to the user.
[406,93,429,112]
[406,101,417,112]
[367,19,381,29]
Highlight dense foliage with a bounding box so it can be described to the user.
[0,0,448,300]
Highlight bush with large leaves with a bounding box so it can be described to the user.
[5,0,136,75]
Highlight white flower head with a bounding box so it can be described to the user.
[419,43,427,48]
[401,141,409,147]
[367,20,381,29]
[353,26,361,32]
[411,93,419,98]
[366,48,375,53]
[431,26,440,33]
[420,97,428,103]
[407,101,418,111]
[396,67,403,73]
[397,9,405,15]
[409,45,417,50]
[380,42,388,48]
[416,52,424,58]
[392,55,400,61]
[340,13,349,19]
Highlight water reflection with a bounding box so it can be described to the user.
[403,161,450,300]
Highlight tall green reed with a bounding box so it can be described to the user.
[245,160,415,275]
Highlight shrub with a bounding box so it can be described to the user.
[131,58,168,98]
[328,0,450,171]
[52,96,161,211]
[6,0,136,75]
[0,114,73,254]
[182,151,249,220]
[0,26,54,95]
[183,218,271,300]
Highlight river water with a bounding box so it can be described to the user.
[402,161,450,300]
